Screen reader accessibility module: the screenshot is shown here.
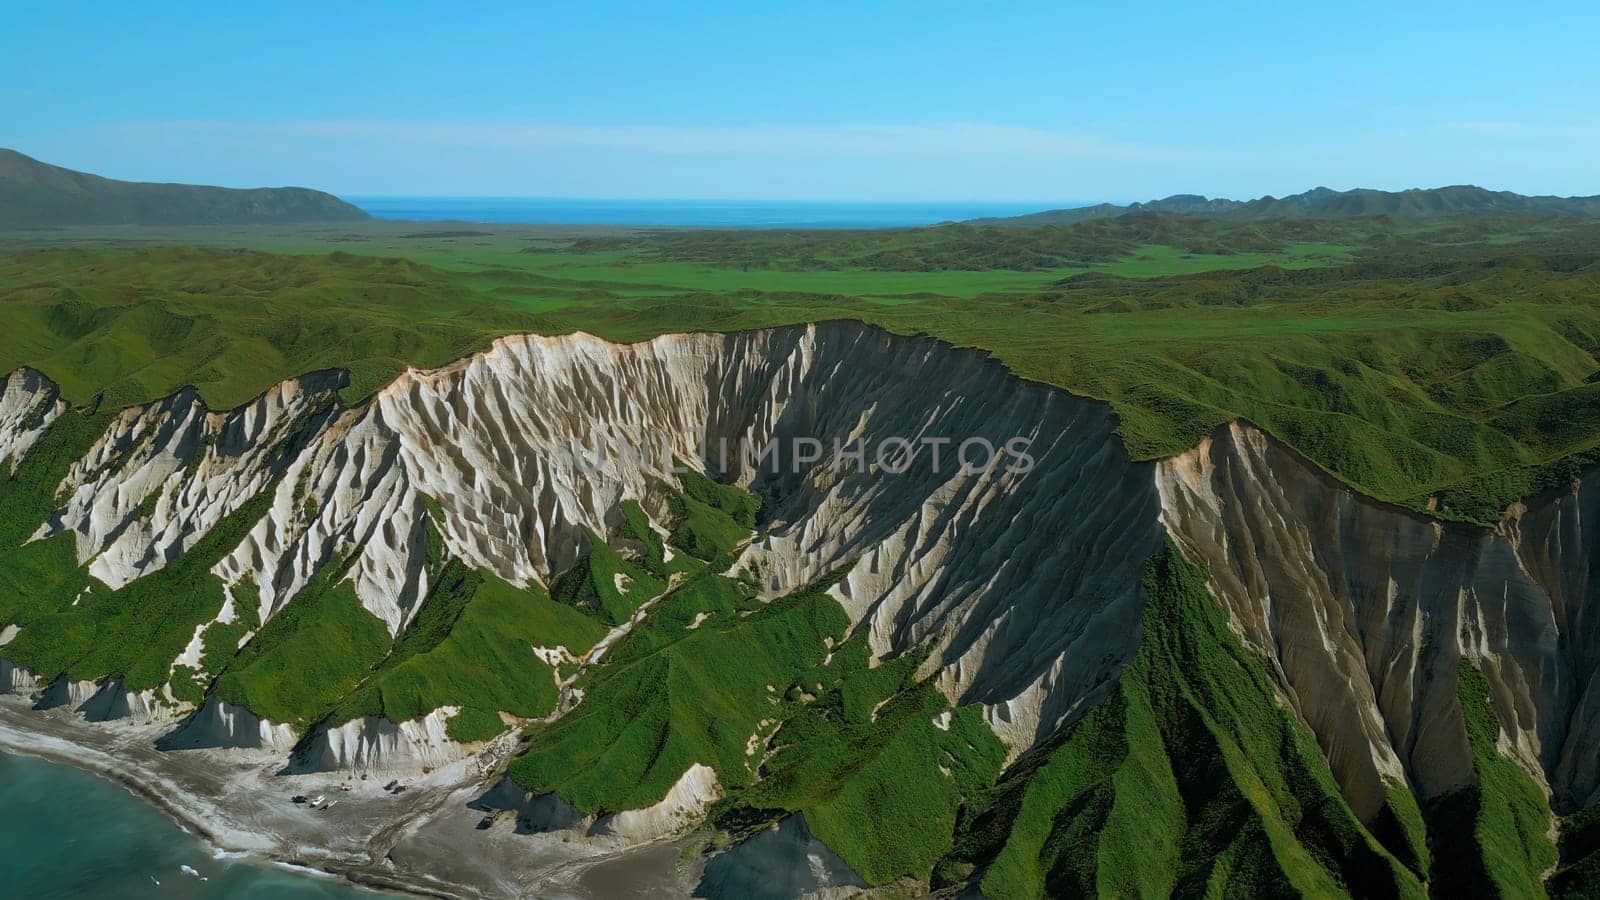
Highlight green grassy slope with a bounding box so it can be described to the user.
[3,491,274,692]
[209,555,392,727]
[508,572,848,811]
[0,406,290,695]
[512,559,1009,885]
[727,637,1008,885]
[0,409,108,635]
[942,546,1427,899]
[1550,803,1600,898]
[206,519,613,733]
[1427,664,1558,898]
[550,526,668,626]
[667,494,752,566]
[329,559,607,741]
[0,247,554,406]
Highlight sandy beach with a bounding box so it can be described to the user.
[0,696,698,898]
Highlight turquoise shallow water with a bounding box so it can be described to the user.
[0,753,386,899]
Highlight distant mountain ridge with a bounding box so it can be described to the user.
[0,149,368,228]
[974,184,1600,226]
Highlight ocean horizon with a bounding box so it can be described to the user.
[347,196,1081,228]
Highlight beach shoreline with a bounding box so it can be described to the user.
[0,697,697,898]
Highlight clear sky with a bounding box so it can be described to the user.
[3,1,1597,202]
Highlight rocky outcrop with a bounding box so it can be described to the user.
[289,706,469,774]
[1158,421,1600,814]
[293,327,1154,748]
[722,329,1163,750]
[696,815,866,899]
[157,697,297,751]
[471,763,721,846]
[39,371,346,590]
[0,666,181,723]
[0,657,37,694]
[32,676,99,712]
[592,763,721,841]
[0,367,64,474]
[5,324,1157,752]
[74,678,184,724]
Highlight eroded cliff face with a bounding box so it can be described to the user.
[287,706,468,774]
[0,367,65,474]
[1159,421,1600,815]
[43,371,347,593]
[0,323,1159,763]
[1,322,1596,889]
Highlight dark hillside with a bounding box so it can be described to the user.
[0,149,368,228]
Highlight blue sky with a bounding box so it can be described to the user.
[3,1,1597,201]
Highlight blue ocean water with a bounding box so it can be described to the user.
[0,753,386,899]
[349,196,1070,228]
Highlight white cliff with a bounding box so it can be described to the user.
[467,762,719,849]
[158,696,298,752]
[290,706,471,774]
[38,371,347,589]
[591,763,722,841]
[1158,420,1600,815]
[145,325,1156,756]
[0,657,37,694]
[0,367,65,473]
[2,321,1598,861]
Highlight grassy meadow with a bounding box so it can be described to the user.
[2,212,1598,521]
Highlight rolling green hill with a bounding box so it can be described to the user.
[976,184,1600,227]
[0,149,368,228]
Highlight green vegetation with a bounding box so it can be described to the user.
[211,556,391,727]
[617,499,667,572]
[169,578,265,705]
[508,572,848,811]
[942,545,1425,899]
[678,468,761,529]
[515,550,1007,886]
[328,560,606,740]
[729,636,1007,884]
[0,409,108,632]
[550,472,755,626]
[3,489,274,692]
[562,205,1596,272]
[1428,663,1558,898]
[668,495,749,564]
[198,583,261,680]
[1375,778,1434,880]
[663,467,761,566]
[1551,802,1600,898]
[6,214,1600,893]
[3,214,1599,524]
[550,526,667,625]
[0,247,556,406]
